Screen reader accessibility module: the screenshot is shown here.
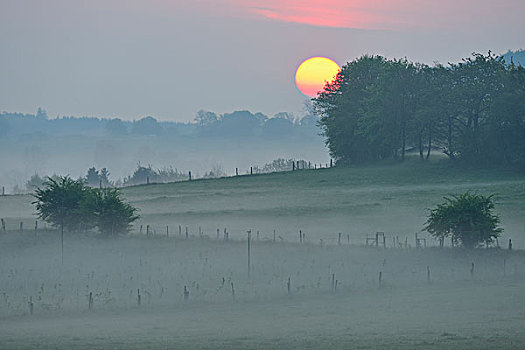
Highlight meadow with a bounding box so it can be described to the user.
[0,160,524,349]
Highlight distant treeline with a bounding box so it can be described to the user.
[314,51,525,168]
[0,109,318,139]
[17,158,314,193]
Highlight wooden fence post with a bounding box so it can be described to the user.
[28,297,34,315]
[247,230,251,278]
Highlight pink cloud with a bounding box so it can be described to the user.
[224,0,524,30]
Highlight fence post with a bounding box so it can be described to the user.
[247,230,251,278]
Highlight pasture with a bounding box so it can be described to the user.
[0,160,524,349]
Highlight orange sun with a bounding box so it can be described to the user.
[295,57,340,97]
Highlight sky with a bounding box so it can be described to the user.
[0,0,523,122]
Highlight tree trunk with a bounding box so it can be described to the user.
[61,223,64,265]
[426,127,432,160]
[447,116,455,160]
[401,124,406,162]
[418,131,424,160]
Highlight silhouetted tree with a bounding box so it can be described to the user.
[33,176,90,233]
[424,192,503,248]
[132,116,163,135]
[80,188,139,236]
[86,167,100,187]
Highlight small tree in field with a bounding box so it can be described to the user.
[81,188,139,236]
[33,176,88,233]
[424,192,503,248]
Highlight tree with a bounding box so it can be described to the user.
[80,188,139,236]
[123,165,159,185]
[132,116,163,135]
[86,167,100,187]
[33,176,89,232]
[194,110,219,126]
[447,52,507,164]
[33,176,89,262]
[424,192,503,248]
[99,168,111,187]
[315,55,389,164]
[26,173,45,191]
[105,118,128,135]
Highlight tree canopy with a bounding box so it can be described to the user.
[313,52,525,168]
[33,176,89,232]
[424,192,503,248]
[33,176,139,236]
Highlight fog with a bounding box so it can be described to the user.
[0,110,328,192]
[1,158,524,348]
[0,221,524,349]
[1,0,524,347]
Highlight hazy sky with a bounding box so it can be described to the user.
[1,0,523,122]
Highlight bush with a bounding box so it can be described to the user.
[424,192,503,248]
[80,188,139,236]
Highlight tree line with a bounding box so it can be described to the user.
[313,52,525,168]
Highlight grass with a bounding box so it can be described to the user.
[1,159,525,349]
[1,159,524,247]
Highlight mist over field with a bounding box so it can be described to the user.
[2,0,525,348]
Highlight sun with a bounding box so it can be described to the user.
[295,57,340,98]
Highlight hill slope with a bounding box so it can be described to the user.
[3,160,522,247]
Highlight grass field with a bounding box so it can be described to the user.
[1,159,523,247]
[0,160,524,349]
